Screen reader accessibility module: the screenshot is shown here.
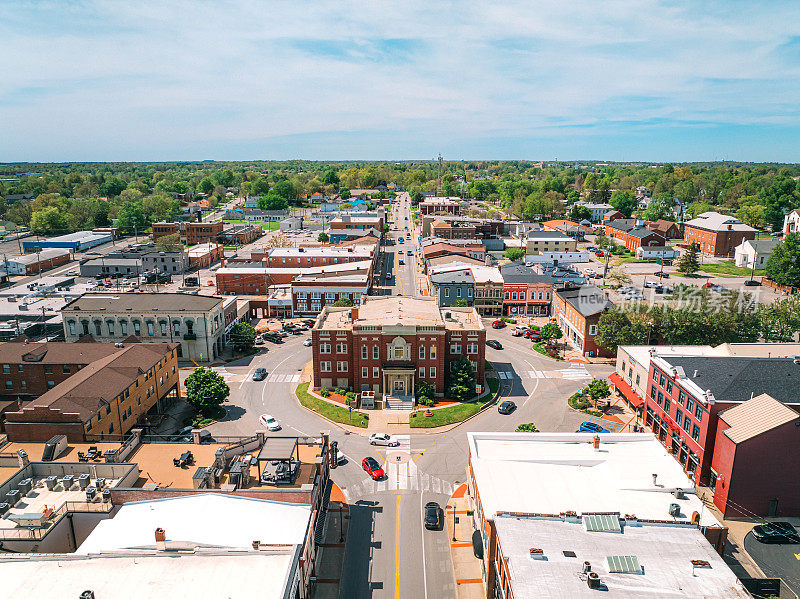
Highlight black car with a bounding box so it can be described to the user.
[751,522,800,544]
[498,400,516,414]
[654,271,670,278]
[424,501,442,530]
[252,368,267,381]
[486,340,502,350]
[744,279,761,286]
[302,319,316,327]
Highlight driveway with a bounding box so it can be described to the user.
[744,529,800,597]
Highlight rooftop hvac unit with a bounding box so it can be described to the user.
[61,474,74,490]
[668,503,681,518]
[18,478,32,495]
[85,486,96,500]
[5,489,20,506]
[0,503,9,516]
[45,475,57,490]
[78,473,91,490]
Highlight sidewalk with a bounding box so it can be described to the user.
[311,483,350,599]
[445,483,485,599]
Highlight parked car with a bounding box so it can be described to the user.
[511,328,523,337]
[702,282,714,288]
[399,259,405,265]
[424,501,442,530]
[255,335,264,345]
[170,425,195,442]
[643,281,659,288]
[252,368,267,381]
[303,338,313,347]
[362,456,385,480]
[302,319,316,327]
[369,433,400,447]
[498,400,516,414]
[586,246,597,252]
[578,421,610,433]
[486,340,503,350]
[258,413,281,431]
[751,522,800,544]
[491,320,505,329]
[654,271,670,278]
[594,251,605,257]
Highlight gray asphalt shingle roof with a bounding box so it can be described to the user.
[500,261,556,285]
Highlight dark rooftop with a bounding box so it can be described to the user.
[500,261,555,285]
[657,356,800,405]
[556,285,614,317]
[63,293,223,313]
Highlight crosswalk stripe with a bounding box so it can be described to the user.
[498,371,507,379]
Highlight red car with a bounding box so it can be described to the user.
[491,320,505,329]
[702,282,714,288]
[362,456,385,480]
[594,251,605,257]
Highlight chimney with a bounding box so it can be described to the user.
[593,435,600,451]
[155,527,166,542]
[652,473,658,486]
[252,540,260,550]
[351,308,359,320]
[16,449,29,469]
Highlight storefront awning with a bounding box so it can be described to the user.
[609,372,643,409]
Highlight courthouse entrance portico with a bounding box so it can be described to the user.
[382,366,415,405]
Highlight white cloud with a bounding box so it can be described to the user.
[1,0,800,160]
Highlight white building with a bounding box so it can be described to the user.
[635,245,680,260]
[0,493,316,599]
[466,432,747,599]
[576,201,613,223]
[783,208,800,235]
[62,293,228,361]
[734,238,779,270]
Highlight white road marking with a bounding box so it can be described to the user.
[498,371,507,379]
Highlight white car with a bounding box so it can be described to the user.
[303,338,313,346]
[369,433,400,447]
[259,414,282,431]
[511,328,523,337]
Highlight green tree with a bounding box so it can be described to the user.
[540,322,563,346]
[643,195,675,221]
[595,310,649,353]
[587,378,611,409]
[504,247,526,261]
[759,298,800,342]
[322,170,340,188]
[736,204,765,228]
[250,178,270,196]
[116,201,147,234]
[230,322,257,351]
[594,234,613,250]
[610,190,636,217]
[765,233,800,287]
[272,179,296,201]
[155,233,183,252]
[198,177,215,194]
[30,206,70,234]
[257,194,288,211]
[340,189,351,200]
[317,232,329,243]
[99,177,127,197]
[185,367,230,412]
[455,299,469,307]
[515,423,539,432]
[142,194,175,222]
[332,296,353,307]
[675,243,700,275]
[446,358,476,402]
[568,205,591,222]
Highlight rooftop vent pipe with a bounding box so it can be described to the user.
[155,527,166,542]
[652,473,658,486]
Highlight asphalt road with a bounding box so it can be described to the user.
[200,308,614,598]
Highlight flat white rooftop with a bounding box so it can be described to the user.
[468,433,720,527]
[494,516,749,598]
[268,245,374,258]
[0,552,295,599]
[77,493,312,554]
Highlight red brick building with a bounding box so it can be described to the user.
[553,286,614,357]
[311,297,485,408]
[644,354,800,516]
[683,212,757,257]
[264,243,376,268]
[215,260,374,296]
[605,220,666,251]
[646,219,682,239]
[152,221,224,245]
[419,198,461,216]
[500,261,554,317]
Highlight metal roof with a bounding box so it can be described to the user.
[720,393,799,443]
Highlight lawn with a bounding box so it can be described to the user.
[295,382,368,428]
[698,261,762,277]
[410,398,489,428]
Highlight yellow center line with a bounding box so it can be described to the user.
[395,489,401,599]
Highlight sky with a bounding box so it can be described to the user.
[1,0,800,163]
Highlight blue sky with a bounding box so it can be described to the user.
[1,0,799,162]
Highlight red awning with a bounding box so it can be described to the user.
[609,372,644,408]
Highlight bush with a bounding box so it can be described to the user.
[320,388,330,398]
[516,422,539,432]
[529,325,540,331]
[334,387,346,396]
[418,396,434,407]
[501,317,517,324]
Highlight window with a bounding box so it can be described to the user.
[588,324,597,335]
[675,409,683,428]
[652,369,658,381]
[325,292,335,300]
[659,373,666,387]
[120,320,128,335]
[20,380,26,389]
[320,343,331,354]
[664,397,671,413]
[373,366,379,378]
[186,321,194,335]
[678,390,686,405]
[430,345,436,359]
[336,343,347,354]
[467,343,478,354]
[656,391,663,406]
[683,415,692,433]
[419,346,425,359]
[692,424,700,441]
[419,367,426,378]
[456,288,462,298]
[68,321,76,336]
[362,367,368,378]
[1,364,8,374]
[430,367,436,379]
[450,343,462,354]
[666,380,673,395]
[47,381,55,389]
[109,423,114,434]
[467,288,473,298]
[81,320,90,335]
[4,381,12,390]
[44,365,53,374]
[133,321,141,335]
[320,361,331,372]
[62,365,70,374]
[94,320,103,336]
[337,361,348,372]
[361,346,368,359]
[444,288,450,298]
[685,397,694,414]
[635,374,640,386]
[147,322,155,336]
[106,404,111,415]
[694,404,703,421]
[373,345,379,359]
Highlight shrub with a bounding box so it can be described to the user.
[320,388,330,398]
[501,317,517,324]
[334,387,346,396]
[516,422,539,432]
[418,396,434,407]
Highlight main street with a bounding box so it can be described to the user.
[195,194,614,598]
[203,328,613,597]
